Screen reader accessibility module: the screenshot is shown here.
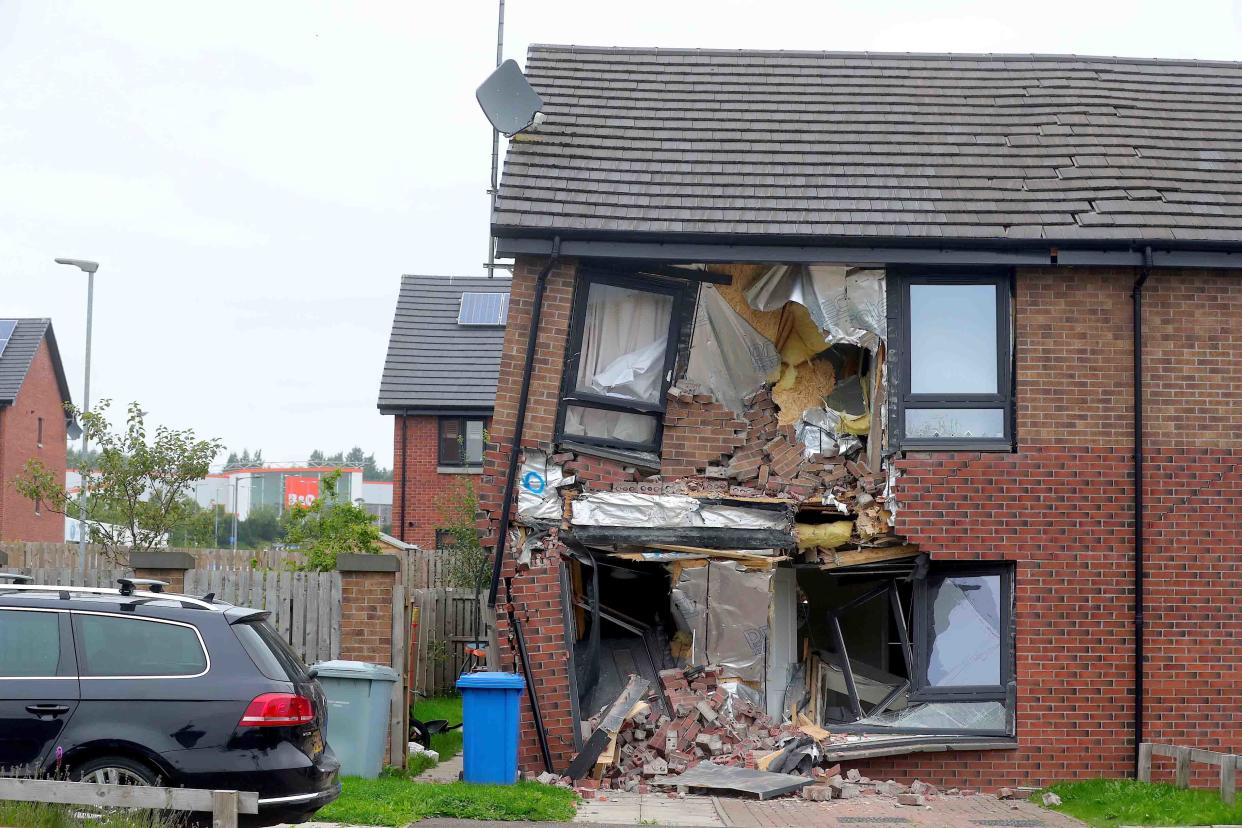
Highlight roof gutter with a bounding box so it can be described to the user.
[496,234,1242,270]
[487,236,562,608]
[1132,245,1153,777]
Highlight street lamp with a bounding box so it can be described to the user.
[55,257,99,584]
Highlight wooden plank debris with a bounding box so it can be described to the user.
[566,674,650,780]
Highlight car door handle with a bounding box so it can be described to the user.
[25,704,71,718]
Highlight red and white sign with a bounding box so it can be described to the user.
[285,476,320,508]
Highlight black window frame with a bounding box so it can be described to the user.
[910,562,1014,703]
[890,267,1015,451]
[437,416,486,467]
[555,269,688,455]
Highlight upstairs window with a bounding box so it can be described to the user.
[36,416,43,448]
[895,272,1013,449]
[439,417,485,467]
[557,271,685,454]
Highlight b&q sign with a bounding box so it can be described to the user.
[285,476,320,508]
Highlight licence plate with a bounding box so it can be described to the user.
[308,730,324,756]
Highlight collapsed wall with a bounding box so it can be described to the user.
[480,259,1001,782]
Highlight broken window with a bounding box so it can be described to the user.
[558,271,686,453]
[893,271,1013,449]
[913,567,1010,700]
[802,561,1013,735]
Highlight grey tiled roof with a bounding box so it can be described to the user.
[377,275,510,414]
[0,318,72,407]
[493,47,1242,244]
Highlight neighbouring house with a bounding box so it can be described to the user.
[478,47,1242,788]
[379,274,510,549]
[0,319,73,542]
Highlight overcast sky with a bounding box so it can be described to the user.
[4,0,1241,469]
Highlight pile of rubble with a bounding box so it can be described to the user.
[559,666,839,795]
[800,770,943,803]
[559,384,902,554]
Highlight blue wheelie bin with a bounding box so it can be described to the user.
[455,672,525,784]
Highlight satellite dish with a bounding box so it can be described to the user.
[476,59,544,136]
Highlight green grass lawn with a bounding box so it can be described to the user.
[0,801,179,828]
[414,694,464,760]
[1036,779,1242,828]
[316,775,577,826]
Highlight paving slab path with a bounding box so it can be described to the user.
[573,791,1087,828]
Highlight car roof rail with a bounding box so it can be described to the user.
[0,572,33,584]
[117,577,167,596]
[0,582,219,611]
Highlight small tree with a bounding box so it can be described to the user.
[433,477,489,649]
[433,477,489,590]
[16,401,223,563]
[281,470,380,570]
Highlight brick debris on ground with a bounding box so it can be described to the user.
[540,665,1017,810]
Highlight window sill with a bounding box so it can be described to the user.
[437,465,484,475]
[821,734,1017,762]
[900,441,1014,454]
[558,440,660,472]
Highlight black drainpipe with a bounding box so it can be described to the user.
[487,236,562,608]
[1132,245,1152,775]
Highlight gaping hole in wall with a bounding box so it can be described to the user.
[502,261,1017,787]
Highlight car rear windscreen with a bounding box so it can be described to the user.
[233,618,311,682]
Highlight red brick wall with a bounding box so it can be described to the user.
[852,267,1242,788]
[479,255,581,771]
[392,414,490,549]
[0,338,68,542]
[339,569,396,665]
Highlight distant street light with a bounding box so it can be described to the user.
[55,257,99,584]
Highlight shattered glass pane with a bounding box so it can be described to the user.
[857,700,1006,731]
[564,405,658,444]
[909,283,998,394]
[905,408,1004,439]
[576,282,674,404]
[926,574,1002,687]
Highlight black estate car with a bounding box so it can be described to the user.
[0,575,340,825]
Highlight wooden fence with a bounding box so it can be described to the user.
[0,778,257,828]
[1,541,311,571]
[1138,742,1239,805]
[412,587,487,695]
[185,569,342,664]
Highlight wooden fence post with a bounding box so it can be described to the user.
[1138,742,1153,783]
[1221,754,1237,806]
[211,790,239,828]
[1175,746,1192,789]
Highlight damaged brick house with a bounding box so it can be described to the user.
[476,47,1242,789]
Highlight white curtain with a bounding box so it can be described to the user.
[576,283,673,403]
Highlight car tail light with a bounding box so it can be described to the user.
[239,693,314,727]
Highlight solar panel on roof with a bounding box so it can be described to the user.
[0,320,16,358]
[458,293,509,326]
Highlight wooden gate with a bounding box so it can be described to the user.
[412,588,486,695]
[184,569,342,664]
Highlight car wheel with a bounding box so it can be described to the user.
[73,756,159,786]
